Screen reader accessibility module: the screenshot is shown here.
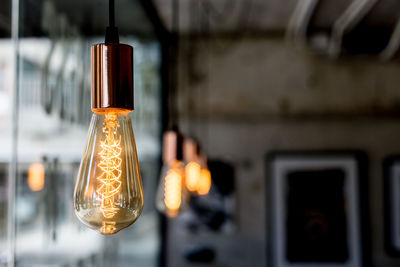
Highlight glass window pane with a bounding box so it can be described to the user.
[14,1,161,266]
[0,1,13,265]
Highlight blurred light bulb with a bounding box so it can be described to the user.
[197,154,211,195]
[184,139,201,192]
[185,162,201,192]
[198,168,211,195]
[74,111,143,234]
[164,162,184,217]
[156,131,188,217]
[28,163,45,191]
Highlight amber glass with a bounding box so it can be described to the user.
[74,111,143,235]
[156,160,188,217]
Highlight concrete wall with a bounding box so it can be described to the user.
[172,35,400,267]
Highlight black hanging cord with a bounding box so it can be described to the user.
[173,0,179,35]
[185,0,200,137]
[109,0,115,27]
[168,0,180,129]
[105,0,119,43]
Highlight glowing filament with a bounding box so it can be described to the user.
[185,161,201,192]
[96,114,122,219]
[101,221,117,234]
[164,169,182,217]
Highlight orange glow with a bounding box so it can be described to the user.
[28,163,45,191]
[185,161,201,192]
[85,183,94,198]
[92,108,131,114]
[96,114,122,221]
[197,169,211,195]
[164,168,182,217]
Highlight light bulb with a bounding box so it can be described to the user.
[74,111,143,234]
[28,163,45,191]
[74,43,143,235]
[183,139,201,192]
[156,130,188,217]
[198,168,211,195]
[156,160,187,217]
[185,161,201,192]
[197,154,211,195]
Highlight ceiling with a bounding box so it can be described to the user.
[18,0,156,39]
[152,0,400,34]
[1,0,399,55]
[153,0,296,33]
[152,0,400,56]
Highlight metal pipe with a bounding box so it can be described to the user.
[286,0,319,48]
[329,0,378,57]
[380,15,400,61]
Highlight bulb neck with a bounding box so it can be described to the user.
[184,139,200,162]
[92,108,131,115]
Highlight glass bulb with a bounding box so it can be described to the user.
[197,168,211,195]
[156,160,188,217]
[74,111,143,235]
[185,161,201,192]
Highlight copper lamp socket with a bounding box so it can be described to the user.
[91,43,134,111]
[163,130,184,164]
[184,139,200,162]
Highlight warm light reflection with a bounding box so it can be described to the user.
[185,161,201,192]
[164,168,182,217]
[28,163,45,191]
[96,114,122,225]
[85,183,94,198]
[197,168,211,195]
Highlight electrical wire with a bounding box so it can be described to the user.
[109,0,115,28]
[183,0,254,138]
[183,0,254,148]
[168,0,180,129]
[105,0,119,43]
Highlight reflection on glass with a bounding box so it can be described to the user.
[27,163,45,191]
[11,1,161,265]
